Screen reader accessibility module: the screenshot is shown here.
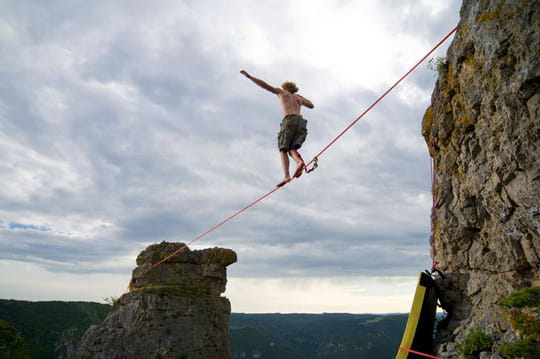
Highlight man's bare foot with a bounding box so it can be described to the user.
[277,177,291,187]
[293,163,305,178]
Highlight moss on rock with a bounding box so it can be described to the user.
[500,286,540,309]
[499,337,540,359]
[132,285,217,298]
[457,328,494,358]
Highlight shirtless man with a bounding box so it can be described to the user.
[240,70,314,187]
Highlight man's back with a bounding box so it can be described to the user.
[278,91,303,116]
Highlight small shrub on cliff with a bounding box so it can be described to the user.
[427,56,448,78]
[103,296,120,311]
[500,286,540,310]
[499,286,540,351]
[457,328,493,358]
[499,337,540,359]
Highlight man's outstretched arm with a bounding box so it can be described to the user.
[240,70,281,94]
[298,94,314,109]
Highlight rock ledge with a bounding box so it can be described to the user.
[71,242,237,359]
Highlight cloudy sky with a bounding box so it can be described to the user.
[0,0,461,313]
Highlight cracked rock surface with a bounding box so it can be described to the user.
[422,0,539,357]
[71,242,237,359]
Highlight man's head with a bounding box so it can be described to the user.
[281,81,299,93]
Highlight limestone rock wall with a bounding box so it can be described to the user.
[71,242,237,359]
[422,0,539,357]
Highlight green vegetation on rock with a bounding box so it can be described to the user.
[103,296,120,311]
[501,286,540,339]
[507,308,540,339]
[457,328,493,358]
[131,284,216,298]
[500,286,540,310]
[499,286,540,356]
[499,337,540,359]
[428,56,448,78]
[477,0,530,24]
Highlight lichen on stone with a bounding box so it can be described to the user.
[131,285,218,298]
[499,337,540,359]
[427,0,539,357]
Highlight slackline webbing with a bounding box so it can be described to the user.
[399,346,442,359]
[128,25,458,289]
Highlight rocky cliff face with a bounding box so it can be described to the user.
[71,242,237,359]
[422,0,539,357]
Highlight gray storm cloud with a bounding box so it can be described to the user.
[0,0,461,286]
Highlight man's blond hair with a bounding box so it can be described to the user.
[281,81,298,93]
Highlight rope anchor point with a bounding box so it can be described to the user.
[305,156,318,173]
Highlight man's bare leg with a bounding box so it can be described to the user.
[277,150,291,187]
[289,148,305,178]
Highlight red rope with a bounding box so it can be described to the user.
[128,185,283,289]
[128,26,458,288]
[399,346,442,359]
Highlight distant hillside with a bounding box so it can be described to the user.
[0,299,110,359]
[0,300,408,358]
[230,313,408,358]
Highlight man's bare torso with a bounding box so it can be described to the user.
[278,91,303,116]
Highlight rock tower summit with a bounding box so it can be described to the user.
[72,242,237,359]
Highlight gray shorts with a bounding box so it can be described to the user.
[277,114,308,151]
